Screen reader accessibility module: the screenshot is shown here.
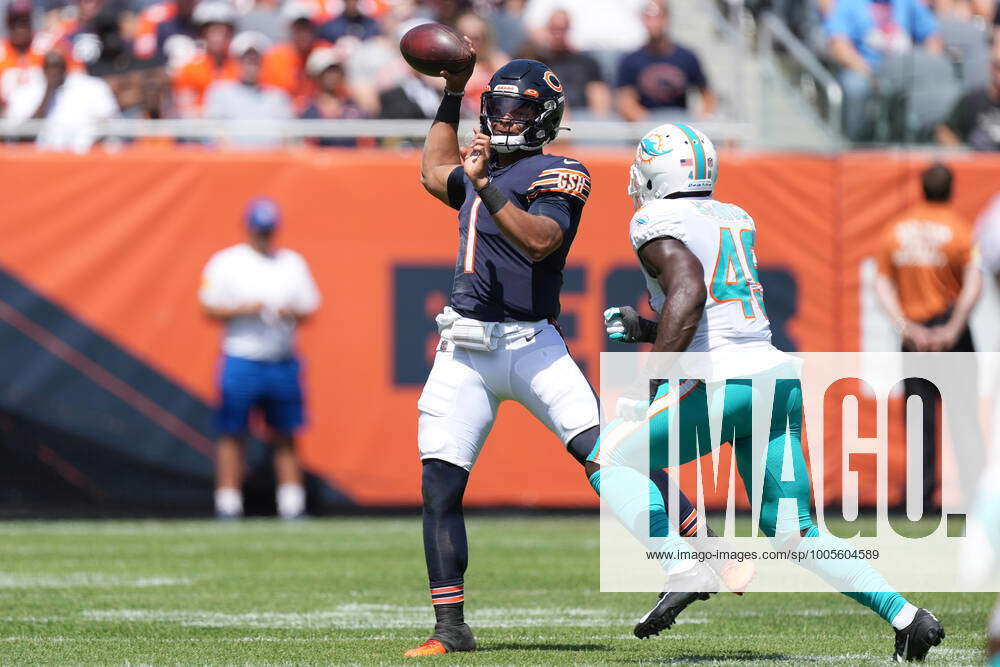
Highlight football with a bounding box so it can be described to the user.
[399,22,474,77]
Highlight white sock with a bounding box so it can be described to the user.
[891,602,919,630]
[215,487,243,517]
[277,483,306,519]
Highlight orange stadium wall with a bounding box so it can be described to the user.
[1,149,998,511]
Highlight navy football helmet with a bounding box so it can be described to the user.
[480,59,566,153]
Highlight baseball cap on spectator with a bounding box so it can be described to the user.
[246,198,281,232]
[230,30,272,57]
[305,45,342,76]
[7,0,32,25]
[281,1,315,25]
[641,0,667,17]
[193,1,237,27]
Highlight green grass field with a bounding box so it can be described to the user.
[0,516,990,664]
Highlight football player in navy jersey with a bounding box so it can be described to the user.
[404,48,747,657]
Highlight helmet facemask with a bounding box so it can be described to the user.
[480,92,561,153]
[628,164,651,211]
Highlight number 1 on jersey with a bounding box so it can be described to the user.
[463,198,482,273]
[710,227,767,319]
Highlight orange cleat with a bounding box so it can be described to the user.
[403,624,476,657]
[403,639,449,657]
[720,559,755,595]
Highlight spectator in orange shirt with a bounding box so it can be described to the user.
[172,1,238,116]
[876,164,981,353]
[0,0,45,106]
[259,2,330,113]
[875,162,983,507]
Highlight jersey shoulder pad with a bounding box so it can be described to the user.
[629,199,691,251]
[525,154,591,204]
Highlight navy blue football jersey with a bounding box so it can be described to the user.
[445,153,591,322]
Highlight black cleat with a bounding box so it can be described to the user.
[893,608,944,662]
[633,591,713,639]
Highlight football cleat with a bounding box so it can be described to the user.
[893,608,944,662]
[403,639,447,657]
[634,590,712,639]
[703,525,754,595]
[635,563,718,639]
[719,559,755,595]
[403,622,476,658]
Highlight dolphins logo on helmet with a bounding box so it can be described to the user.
[638,134,673,163]
[627,123,718,209]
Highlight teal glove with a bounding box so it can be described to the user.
[604,307,632,342]
[605,306,656,343]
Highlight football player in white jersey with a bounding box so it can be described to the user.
[599,123,945,661]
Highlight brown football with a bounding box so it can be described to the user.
[399,22,473,76]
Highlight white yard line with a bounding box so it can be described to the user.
[81,605,640,630]
[0,574,192,588]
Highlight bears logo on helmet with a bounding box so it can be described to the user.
[542,70,562,92]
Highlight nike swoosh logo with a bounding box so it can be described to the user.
[563,159,580,165]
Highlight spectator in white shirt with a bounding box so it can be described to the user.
[3,50,118,152]
[203,31,292,147]
[199,198,321,519]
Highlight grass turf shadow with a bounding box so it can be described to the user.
[620,653,804,663]
[477,642,611,652]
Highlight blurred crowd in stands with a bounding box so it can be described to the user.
[0,0,718,150]
[2,0,998,150]
[750,0,1000,147]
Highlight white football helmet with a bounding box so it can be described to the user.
[627,123,718,210]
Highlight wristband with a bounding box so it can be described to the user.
[476,181,509,215]
[434,91,463,124]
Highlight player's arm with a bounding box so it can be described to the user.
[420,41,477,206]
[638,237,707,354]
[463,130,564,260]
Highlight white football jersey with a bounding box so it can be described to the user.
[629,197,781,368]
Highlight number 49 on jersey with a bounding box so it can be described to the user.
[711,228,767,320]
